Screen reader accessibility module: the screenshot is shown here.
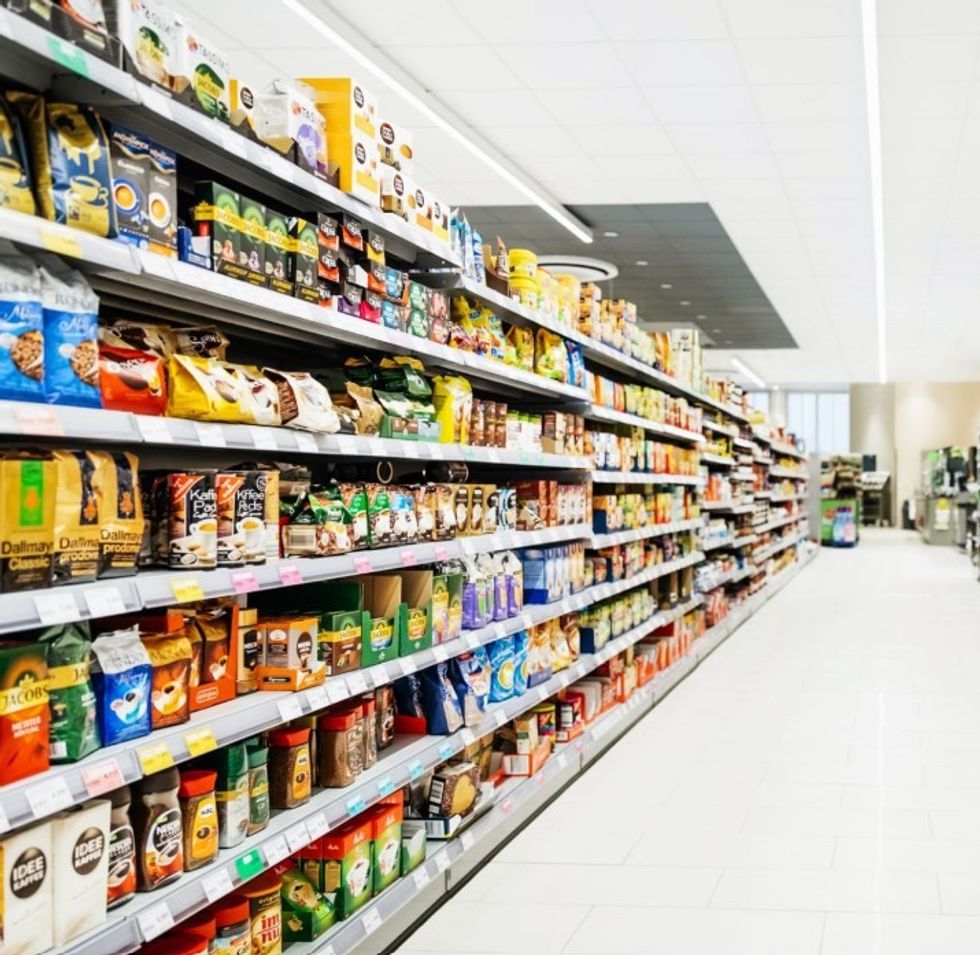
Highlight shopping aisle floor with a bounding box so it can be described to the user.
[396,530,980,955]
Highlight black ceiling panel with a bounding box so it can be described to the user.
[464,202,797,350]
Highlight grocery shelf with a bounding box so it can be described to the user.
[0,588,591,837]
[771,441,806,460]
[588,516,704,550]
[770,492,807,503]
[702,419,740,438]
[732,469,756,482]
[755,532,806,563]
[755,489,774,499]
[0,400,589,470]
[751,428,773,445]
[697,567,738,591]
[701,452,736,468]
[301,552,818,955]
[757,512,803,534]
[733,437,755,452]
[702,535,736,552]
[0,207,585,405]
[583,404,705,445]
[701,501,755,515]
[754,455,774,465]
[589,470,702,486]
[584,554,705,603]
[63,591,704,955]
[0,15,458,268]
[727,565,754,585]
[0,523,591,637]
[769,466,806,480]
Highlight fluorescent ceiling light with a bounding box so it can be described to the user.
[732,356,766,389]
[602,231,619,238]
[861,0,887,383]
[280,0,593,245]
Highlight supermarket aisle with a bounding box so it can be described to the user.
[397,530,980,955]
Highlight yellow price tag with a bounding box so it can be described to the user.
[39,226,82,259]
[137,741,175,776]
[185,727,217,757]
[170,577,205,604]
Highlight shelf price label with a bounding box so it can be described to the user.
[376,776,394,797]
[353,555,373,574]
[408,759,425,781]
[250,426,278,451]
[202,867,234,902]
[185,727,218,757]
[82,759,125,798]
[306,812,330,839]
[278,563,303,587]
[346,794,366,817]
[285,822,310,853]
[170,577,205,604]
[194,422,226,447]
[294,432,319,454]
[305,685,329,711]
[137,903,174,942]
[137,742,174,776]
[263,835,289,866]
[362,908,383,936]
[84,585,126,618]
[235,849,264,881]
[34,592,79,626]
[400,549,417,567]
[26,777,72,819]
[38,227,82,262]
[136,415,173,443]
[276,695,304,723]
[231,569,260,594]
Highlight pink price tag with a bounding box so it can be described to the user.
[500,798,514,816]
[232,569,259,594]
[278,563,303,586]
[353,555,373,574]
[14,405,63,437]
[434,545,449,562]
[400,550,417,567]
[82,758,124,797]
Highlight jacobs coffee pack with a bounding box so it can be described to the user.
[0,451,56,592]
[0,641,50,784]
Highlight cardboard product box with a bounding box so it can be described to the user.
[192,181,248,281]
[397,570,433,657]
[380,167,409,220]
[107,0,177,88]
[265,208,294,295]
[407,181,434,234]
[503,737,551,777]
[399,819,427,875]
[377,119,413,172]
[2,819,53,954]
[279,866,336,942]
[253,79,328,180]
[367,801,403,894]
[301,76,378,140]
[172,17,231,123]
[8,0,120,63]
[51,799,111,945]
[431,573,450,644]
[360,575,401,667]
[445,572,463,642]
[296,835,325,891]
[322,817,373,919]
[234,606,261,694]
[239,195,268,286]
[256,615,325,690]
[328,131,380,207]
[289,216,319,303]
[229,77,261,142]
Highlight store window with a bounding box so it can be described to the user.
[786,392,849,453]
[746,391,770,416]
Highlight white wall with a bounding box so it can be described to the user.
[850,382,980,511]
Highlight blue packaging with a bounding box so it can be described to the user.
[419,663,464,735]
[91,628,152,745]
[512,630,530,697]
[39,261,100,407]
[394,672,424,718]
[488,637,514,703]
[567,341,585,388]
[0,246,44,402]
[452,648,490,721]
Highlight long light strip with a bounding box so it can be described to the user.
[280,0,593,244]
[861,0,887,383]
[732,356,766,389]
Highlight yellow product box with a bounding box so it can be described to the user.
[377,118,413,172]
[329,131,380,207]
[301,77,378,139]
[408,181,448,238]
[381,166,409,220]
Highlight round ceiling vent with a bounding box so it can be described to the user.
[536,255,619,283]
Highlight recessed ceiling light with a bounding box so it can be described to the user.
[712,328,722,333]
[635,260,648,266]
[660,283,672,289]
[697,314,706,320]
[680,300,690,306]
[602,230,619,238]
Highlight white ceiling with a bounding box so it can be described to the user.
[165,0,980,385]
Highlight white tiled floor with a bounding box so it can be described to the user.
[396,530,980,954]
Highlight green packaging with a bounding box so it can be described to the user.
[289,215,319,303]
[206,741,249,847]
[193,181,247,280]
[39,621,100,763]
[400,820,427,875]
[239,195,268,286]
[265,209,294,296]
[280,868,335,942]
[245,736,270,836]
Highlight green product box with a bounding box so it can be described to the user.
[400,820,427,876]
[239,195,268,286]
[445,572,463,642]
[323,819,373,919]
[289,215,319,303]
[397,570,433,656]
[193,180,248,280]
[368,803,403,894]
[266,208,294,295]
[361,575,401,667]
[280,869,336,942]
